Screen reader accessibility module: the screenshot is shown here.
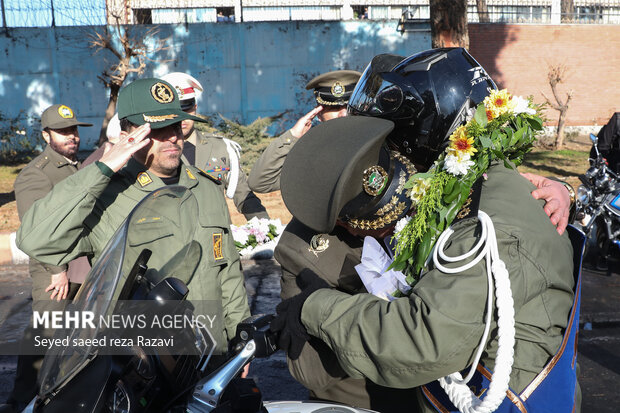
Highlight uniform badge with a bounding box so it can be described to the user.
[57,105,74,119]
[186,168,196,180]
[309,234,329,256]
[363,165,388,196]
[331,81,345,98]
[150,82,175,104]
[137,172,153,187]
[175,85,184,99]
[213,233,224,261]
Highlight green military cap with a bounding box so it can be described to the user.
[41,104,92,129]
[117,78,205,129]
[280,116,417,233]
[305,70,362,106]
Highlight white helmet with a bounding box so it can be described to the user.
[160,72,203,110]
[106,113,121,143]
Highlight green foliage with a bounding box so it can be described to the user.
[193,112,285,171]
[0,111,43,165]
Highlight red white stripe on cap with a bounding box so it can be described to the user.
[182,87,195,95]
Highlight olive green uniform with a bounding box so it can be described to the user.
[185,129,268,219]
[248,130,296,193]
[16,158,250,352]
[14,145,82,308]
[279,165,578,412]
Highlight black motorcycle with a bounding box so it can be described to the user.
[22,186,375,413]
[577,133,620,270]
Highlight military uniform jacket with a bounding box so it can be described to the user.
[276,219,417,412]
[186,129,268,219]
[248,130,296,193]
[16,158,250,350]
[292,164,577,413]
[14,145,79,278]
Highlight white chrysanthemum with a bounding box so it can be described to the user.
[443,152,475,176]
[231,225,249,245]
[393,216,412,241]
[512,95,536,115]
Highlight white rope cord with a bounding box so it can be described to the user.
[432,211,515,413]
[223,138,242,199]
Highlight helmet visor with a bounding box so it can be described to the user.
[348,66,404,117]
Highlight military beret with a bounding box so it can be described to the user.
[305,70,362,106]
[41,104,92,130]
[280,116,417,233]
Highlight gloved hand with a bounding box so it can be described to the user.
[270,269,329,360]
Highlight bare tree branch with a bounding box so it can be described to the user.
[541,64,573,149]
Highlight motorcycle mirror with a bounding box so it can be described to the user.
[146,277,189,302]
[590,133,598,144]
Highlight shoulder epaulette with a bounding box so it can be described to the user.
[34,155,50,170]
[196,167,222,185]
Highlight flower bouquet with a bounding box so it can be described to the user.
[231,217,285,260]
[390,89,544,290]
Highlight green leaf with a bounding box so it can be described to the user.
[474,104,488,127]
[443,179,455,195]
[510,127,526,146]
[526,116,543,131]
[479,134,493,149]
[443,181,463,203]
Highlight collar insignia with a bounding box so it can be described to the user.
[137,172,153,187]
[150,82,175,103]
[309,234,329,256]
[331,81,345,98]
[186,168,196,180]
[363,165,388,196]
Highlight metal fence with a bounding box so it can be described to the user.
[1,0,106,27]
[467,0,620,24]
[1,0,619,28]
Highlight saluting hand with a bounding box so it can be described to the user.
[46,271,69,301]
[290,106,323,139]
[99,123,152,173]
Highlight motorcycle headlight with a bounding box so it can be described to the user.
[577,185,592,206]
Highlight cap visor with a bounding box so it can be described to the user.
[45,119,93,129]
[125,109,206,129]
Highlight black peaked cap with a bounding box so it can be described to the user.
[281,116,395,233]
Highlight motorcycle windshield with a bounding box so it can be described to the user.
[38,186,203,398]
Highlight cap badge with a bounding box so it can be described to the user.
[137,172,153,187]
[363,165,388,196]
[57,105,74,119]
[150,82,175,104]
[331,81,345,98]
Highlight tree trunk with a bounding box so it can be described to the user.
[429,0,469,49]
[476,0,490,23]
[556,109,568,149]
[561,0,575,23]
[97,83,120,147]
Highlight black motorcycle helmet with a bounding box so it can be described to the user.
[348,48,497,170]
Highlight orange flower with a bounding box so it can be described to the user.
[448,126,477,157]
[484,89,514,120]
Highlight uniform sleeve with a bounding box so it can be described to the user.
[219,226,251,341]
[14,166,68,273]
[231,171,270,220]
[16,164,112,267]
[247,130,297,193]
[300,223,492,389]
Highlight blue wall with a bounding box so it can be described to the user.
[0,21,430,149]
